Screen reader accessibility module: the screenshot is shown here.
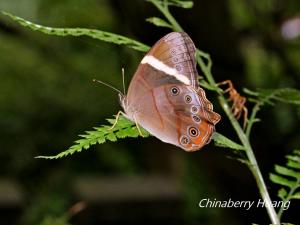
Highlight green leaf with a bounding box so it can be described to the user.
[291,192,300,199]
[106,132,117,142]
[212,132,245,151]
[39,214,69,225]
[278,188,287,200]
[198,79,220,91]
[36,115,149,159]
[279,223,296,225]
[274,165,300,179]
[269,173,296,188]
[276,88,300,105]
[286,160,300,169]
[294,149,300,156]
[97,136,106,144]
[146,17,172,28]
[270,150,300,220]
[286,155,300,164]
[147,0,193,9]
[2,11,150,52]
[167,0,194,8]
[243,88,259,97]
[125,127,140,137]
[245,88,300,106]
[107,116,134,127]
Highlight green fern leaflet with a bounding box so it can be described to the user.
[270,150,300,219]
[36,115,149,159]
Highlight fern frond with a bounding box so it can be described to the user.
[35,115,149,159]
[245,88,300,138]
[1,11,150,53]
[35,111,243,159]
[269,150,300,219]
[244,88,300,106]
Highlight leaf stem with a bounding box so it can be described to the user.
[245,101,262,138]
[277,177,300,219]
[148,0,184,32]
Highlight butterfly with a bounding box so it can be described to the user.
[118,32,221,152]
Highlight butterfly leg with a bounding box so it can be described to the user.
[108,110,124,131]
[108,111,144,137]
[133,114,144,137]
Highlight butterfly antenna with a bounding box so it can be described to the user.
[93,79,122,94]
[122,68,126,95]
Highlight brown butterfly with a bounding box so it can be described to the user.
[117,32,220,152]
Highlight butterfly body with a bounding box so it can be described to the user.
[119,32,220,151]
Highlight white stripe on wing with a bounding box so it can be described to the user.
[141,55,191,85]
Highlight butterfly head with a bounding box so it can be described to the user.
[118,93,127,110]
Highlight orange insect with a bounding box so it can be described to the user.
[218,80,248,129]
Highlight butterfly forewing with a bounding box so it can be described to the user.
[146,32,198,88]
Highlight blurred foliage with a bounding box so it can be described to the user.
[24,192,69,225]
[38,215,69,225]
[0,0,143,224]
[0,0,300,225]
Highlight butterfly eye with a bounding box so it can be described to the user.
[180,135,189,145]
[188,127,199,137]
[191,106,199,113]
[192,115,201,123]
[185,95,192,103]
[170,86,180,95]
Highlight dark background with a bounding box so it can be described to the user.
[0,0,299,224]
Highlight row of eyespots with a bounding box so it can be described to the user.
[184,94,202,125]
[170,87,201,120]
[170,86,201,147]
[170,87,193,104]
[184,95,202,125]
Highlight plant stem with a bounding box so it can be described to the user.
[277,177,300,219]
[148,0,183,32]
[150,1,281,224]
[218,96,280,225]
[245,101,262,138]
